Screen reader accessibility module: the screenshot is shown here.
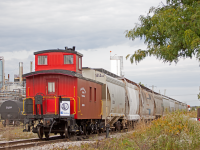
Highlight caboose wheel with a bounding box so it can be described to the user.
[37,126,43,139]
[83,124,87,135]
[64,123,69,138]
[60,132,64,137]
[45,132,49,139]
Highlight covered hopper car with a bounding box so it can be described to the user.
[22,47,187,139]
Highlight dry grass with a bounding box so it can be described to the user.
[59,110,200,150]
[0,121,4,129]
[187,110,197,118]
[0,125,38,141]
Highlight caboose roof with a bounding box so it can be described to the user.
[23,69,82,78]
[34,49,83,57]
[23,69,103,85]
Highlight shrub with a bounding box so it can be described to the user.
[66,110,200,150]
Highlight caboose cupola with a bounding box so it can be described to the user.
[34,46,83,74]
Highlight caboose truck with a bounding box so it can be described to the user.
[23,47,104,139]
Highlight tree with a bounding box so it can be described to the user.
[126,0,200,64]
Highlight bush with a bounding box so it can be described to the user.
[67,110,200,150]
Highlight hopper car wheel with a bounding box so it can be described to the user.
[115,121,121,131]
[83,125,87,135]
[37,126,43,139]
[64,123,69,138]
[45,132,49,139]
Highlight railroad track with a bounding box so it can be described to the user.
[0,134,94,150]
[0,136,69,150]
[0,129,129,150]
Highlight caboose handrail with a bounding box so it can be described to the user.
[25,96,76,115]
[54,96,57,115]
[22,98,26,115]
[99,100,103,116]
[77,96,83,115]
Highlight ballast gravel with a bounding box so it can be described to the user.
[18,131,133,150]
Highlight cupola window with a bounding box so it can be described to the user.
[64,55,73,64]
[38,56,47,65]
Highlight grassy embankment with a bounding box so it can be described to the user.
[68,110,200,150]
[0,122,38,141]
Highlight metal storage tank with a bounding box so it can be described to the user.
[0,100,24,121]
[0,57,4,90]
[125,81,140,120]
[163,96,170,115]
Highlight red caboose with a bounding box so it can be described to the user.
[23,47,103,139]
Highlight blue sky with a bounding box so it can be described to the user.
[0,0,199,106]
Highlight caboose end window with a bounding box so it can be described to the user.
[64,55,73,64]
[38,56,47,65]
[48,82,55,93]
[78,57,82,70]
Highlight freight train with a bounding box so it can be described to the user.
[22,47,187,139]
[0,100,25,126]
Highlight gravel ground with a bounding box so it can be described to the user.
[18,131,133,150]
[20,141,96,150]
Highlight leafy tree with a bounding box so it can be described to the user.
[126,0,200,64]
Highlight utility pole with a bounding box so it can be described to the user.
[164,89,166,95]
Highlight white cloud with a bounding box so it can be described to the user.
[78,44,200,106]
[0,0,199,106]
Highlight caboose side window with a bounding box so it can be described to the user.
[38,56,47,65]
[64,55,73,64]
[90,87,92,101]
[48,82,55,93]
[94,88,96,102]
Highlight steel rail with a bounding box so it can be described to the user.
[0,128,130,150]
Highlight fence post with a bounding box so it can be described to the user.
[106,124,110,138]
[197,108,200,121]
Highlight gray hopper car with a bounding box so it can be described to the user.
[0,100,25,126]
[82,67,188,129]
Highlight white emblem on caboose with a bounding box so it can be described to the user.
[61,103,69,111]
[80,87,86,97]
